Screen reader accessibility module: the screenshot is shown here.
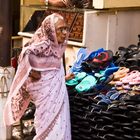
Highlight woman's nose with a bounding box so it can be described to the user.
[62,29,68,34]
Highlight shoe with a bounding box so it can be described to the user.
[104,134,116,140]
[134,136,140,140]
[75,75,97,93]
[91,50,113,69]
[100,116,114,124]
[104,66,119,76]
[97,98,111,106]
[133,121,140,128]
[22,107,35,120]
[113,128,124,135]
[112,114,131,122]
[113,67,129,81]
[123,126,134,135]
[113,122,132,128]
[79,134,92,140]
[69,48,88,73]
[102,125,115,132]
[107,103,120,112]
[123,134,134,140]
[121,70,139,84]
[127,104,138,111]
[100,110,112,117]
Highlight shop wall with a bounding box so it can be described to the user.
[85,10,140,53]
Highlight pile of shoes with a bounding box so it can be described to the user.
[69,89,140,140]
[66,34,140,140]
[113,35,140,71]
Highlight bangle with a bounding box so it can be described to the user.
[62,0,73,7]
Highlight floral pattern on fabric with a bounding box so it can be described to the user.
[11,85,30,121]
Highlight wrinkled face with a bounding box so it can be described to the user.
[55,18,69,44]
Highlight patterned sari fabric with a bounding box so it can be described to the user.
[3,13,71,140]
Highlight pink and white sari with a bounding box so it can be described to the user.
[3,13,71,140]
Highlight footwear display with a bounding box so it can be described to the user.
[65,37,140,140]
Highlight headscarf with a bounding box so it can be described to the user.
[3,13,69,125]
[20,13,69,62]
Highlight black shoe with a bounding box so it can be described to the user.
[104,134,116,140]
[79,134,92,140]
[102,125,115,132]
[112,114,131,122]
[123,134,134,140]
[134,135,140,140]
[113,128,124,135]
[113,122,132,128]
[22,108,35,120]
[100,116,114,124]
[123,126,134,135]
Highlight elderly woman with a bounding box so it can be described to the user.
[4,13,71,140]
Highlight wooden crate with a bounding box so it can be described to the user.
[93,0,140,9]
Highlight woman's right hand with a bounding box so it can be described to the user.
[65,73,75,81]
[29,70,41,82]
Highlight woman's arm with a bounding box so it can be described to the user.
[48,0,66,7]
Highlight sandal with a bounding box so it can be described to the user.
[75,75,97,93]
[121,70,140,84]
[81,50,113,71]
[132,85,140,92]
[92,50,113,69]
[113,67,129,80]
[104,66,119,76]
[129,75,140,85]
[69,48,88,73]
[85,48,104,61]
[109,67,130,85]
[127,44,139,56]
[114,46,128,66]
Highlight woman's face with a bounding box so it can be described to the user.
[55,18,69,44]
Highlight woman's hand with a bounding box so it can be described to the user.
[29,70,41,82]
[65,73,75,81]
